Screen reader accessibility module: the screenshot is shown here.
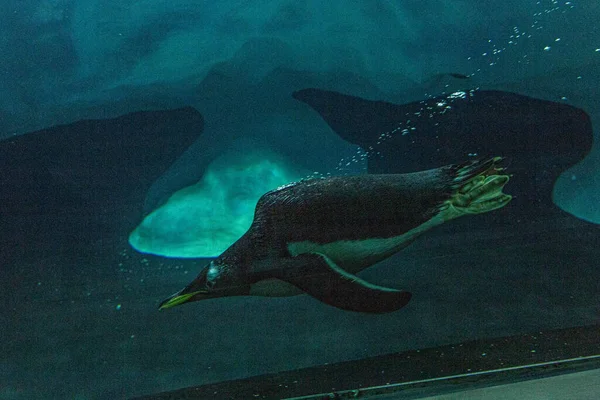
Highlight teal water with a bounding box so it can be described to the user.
[1,1,599,399]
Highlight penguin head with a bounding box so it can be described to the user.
[158,260,250,309]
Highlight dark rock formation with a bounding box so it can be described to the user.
[293,88,593,222]
[0,107,203,267]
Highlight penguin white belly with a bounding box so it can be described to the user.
[248,212,450,298]
[287,213,445,273]
[248,234,422,297]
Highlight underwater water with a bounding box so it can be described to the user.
[1,1,599,399]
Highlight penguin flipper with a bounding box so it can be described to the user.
[270,253,412,313]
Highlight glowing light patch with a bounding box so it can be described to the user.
[129,150,304,258]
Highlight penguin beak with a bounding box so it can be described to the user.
[158,266,211,310]
[158,287,209,310]
[158,262,250,310]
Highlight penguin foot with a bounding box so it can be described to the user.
[442,158,512,219]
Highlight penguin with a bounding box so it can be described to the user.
[159,157,512,313]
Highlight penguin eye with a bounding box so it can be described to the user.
[205,261,221,290]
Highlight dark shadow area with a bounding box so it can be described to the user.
[0,107,203,268]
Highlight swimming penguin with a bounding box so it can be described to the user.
[159,157,512,313]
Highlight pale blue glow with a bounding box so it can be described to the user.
[129,150,304,257]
